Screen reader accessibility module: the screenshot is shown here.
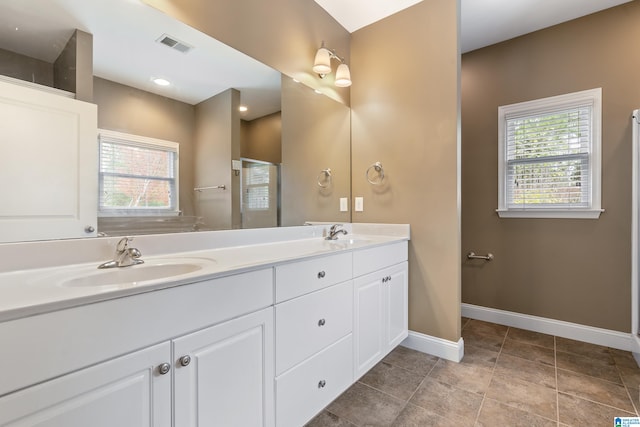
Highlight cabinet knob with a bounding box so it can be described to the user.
[317,271,326,279]
[318,318,326,327]
[318,380,327,388]
[179,355,191,367]
[158,363,171,375]
[84,225,95,233]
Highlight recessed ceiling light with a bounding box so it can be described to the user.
[153,78,171,86]
[239,105,248,112]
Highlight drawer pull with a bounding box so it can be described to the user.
[318,380,327,388]
[318,318,326,327]
[317,271,326,279]
[382,275,392,283]
[158,363,171,375]
[179,355,191,367]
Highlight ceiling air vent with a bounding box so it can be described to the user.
[156,34,193,54]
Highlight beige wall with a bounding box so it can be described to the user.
[93,77,196,216]
[351,0,461,341]
[241,112,282,164]
[194,89,241,230]
[461,2,640,332]
[54,30,93,101]
[281,76,351,226]
[0,47,53,86]
[142,0,350,106]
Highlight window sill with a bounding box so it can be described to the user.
[496,209,604,219]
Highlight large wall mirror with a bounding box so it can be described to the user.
[0,0,351,243]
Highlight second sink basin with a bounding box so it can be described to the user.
[60,258,217,288]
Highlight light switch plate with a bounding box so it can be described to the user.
[340,197,348,212]
[355,197,364,212]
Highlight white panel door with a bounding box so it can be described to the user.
[385,262,409,349]
[173,307,274,427]
[0,342,171,427]
[353,271,384,379]
[0,79,97,242]
[354,262,409,379]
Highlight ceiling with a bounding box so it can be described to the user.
[315,0,633,53]
[0,0,281,120]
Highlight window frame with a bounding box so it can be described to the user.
[497,88,603,219]
[98,129,180,217]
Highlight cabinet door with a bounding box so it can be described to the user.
[0,79,98,243]
[174,307,274,427]
[0,342,171,427]
[354,262,409,379]
[354,270,384,379]
[385,262,409,349]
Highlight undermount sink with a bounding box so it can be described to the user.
[332,235,372,245]
[59,258,216,288]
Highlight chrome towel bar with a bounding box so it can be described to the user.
[467,252,494,261]
[194,185,226,192]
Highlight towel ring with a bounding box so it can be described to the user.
[366,162,385,185]
[317,168,332,188]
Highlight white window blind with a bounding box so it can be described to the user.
[98,130,179,215]
[497,88,602,219]
[243,164,271,210]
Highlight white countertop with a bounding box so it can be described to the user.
[0,224,409,323]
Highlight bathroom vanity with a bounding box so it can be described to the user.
[0,223,408,426]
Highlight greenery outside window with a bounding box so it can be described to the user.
[98,129,179,216]
[497,88,602,219]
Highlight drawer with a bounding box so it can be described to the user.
[353,241,408,277]
[275,280,352,374]
[275,334,353,427]
[275,252,352,302]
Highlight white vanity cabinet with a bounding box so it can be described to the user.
[0,268,274,427]
[353,242,409,379]
[0,233,410,426]
[0,78,98,243]
[274,253,354,427]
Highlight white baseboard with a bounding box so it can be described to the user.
[462,303,637,352]
[401,331,464,362]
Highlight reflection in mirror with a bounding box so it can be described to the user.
[281,77,351,226]
[0,0,350,243]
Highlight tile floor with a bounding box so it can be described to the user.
[306,318,640,426]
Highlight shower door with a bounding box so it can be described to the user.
[241,159,279,229]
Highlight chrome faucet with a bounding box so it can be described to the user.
[326,224,348,240]
[98,237,144,269]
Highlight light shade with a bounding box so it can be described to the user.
[334,63,352,87]
[312,48,332,75]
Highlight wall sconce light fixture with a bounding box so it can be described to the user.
[313,41,352,87]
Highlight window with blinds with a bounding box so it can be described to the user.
[497,88,602,219]
[243,164,271,210]
[98,130,179,216]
